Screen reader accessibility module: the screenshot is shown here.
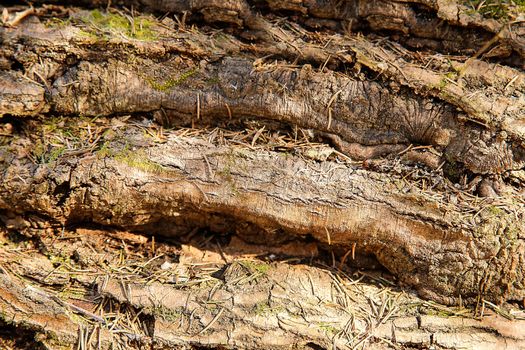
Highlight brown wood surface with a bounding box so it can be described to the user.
[0,1,524,349]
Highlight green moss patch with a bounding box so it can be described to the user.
[81,9,157,41]
[146,69,199,92]
[113,147,167,174]
[465,0,525,19]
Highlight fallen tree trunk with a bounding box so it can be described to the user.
[1,227,525,350]
[1,118,524,306]
[16,0,525,68]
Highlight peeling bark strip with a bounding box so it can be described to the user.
[0,121,524,305]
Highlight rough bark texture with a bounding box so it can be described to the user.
[1,228,525,350]
[1,0,525,348]
[1,119,525,307]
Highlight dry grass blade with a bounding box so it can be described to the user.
[326,89,343,130]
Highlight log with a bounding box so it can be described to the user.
[12,0,525,67]
[1,4,524,176]
[0,1,525,348]
[1,117,524,306]
[1,227,524,349]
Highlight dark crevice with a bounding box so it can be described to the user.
[0,114,24,134]
[0,320,47,350]
[304,342,326,350]
[5,202,393,289]
[9,58,25,72]
[0,210,63,234]
[100,210,388,279]
[409,3,436,20]
[53,180,71,206]
[487,52,525,70]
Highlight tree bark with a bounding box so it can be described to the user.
[0,1,525,348]
[1,117,525,306]
[1,227,525,350]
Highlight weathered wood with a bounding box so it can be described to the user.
[1,228,524,350]
[13,0,525,67]
[0,119,524,306]
[1,7,524,178]
[1,1,525,348]
[0,0,524,340]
